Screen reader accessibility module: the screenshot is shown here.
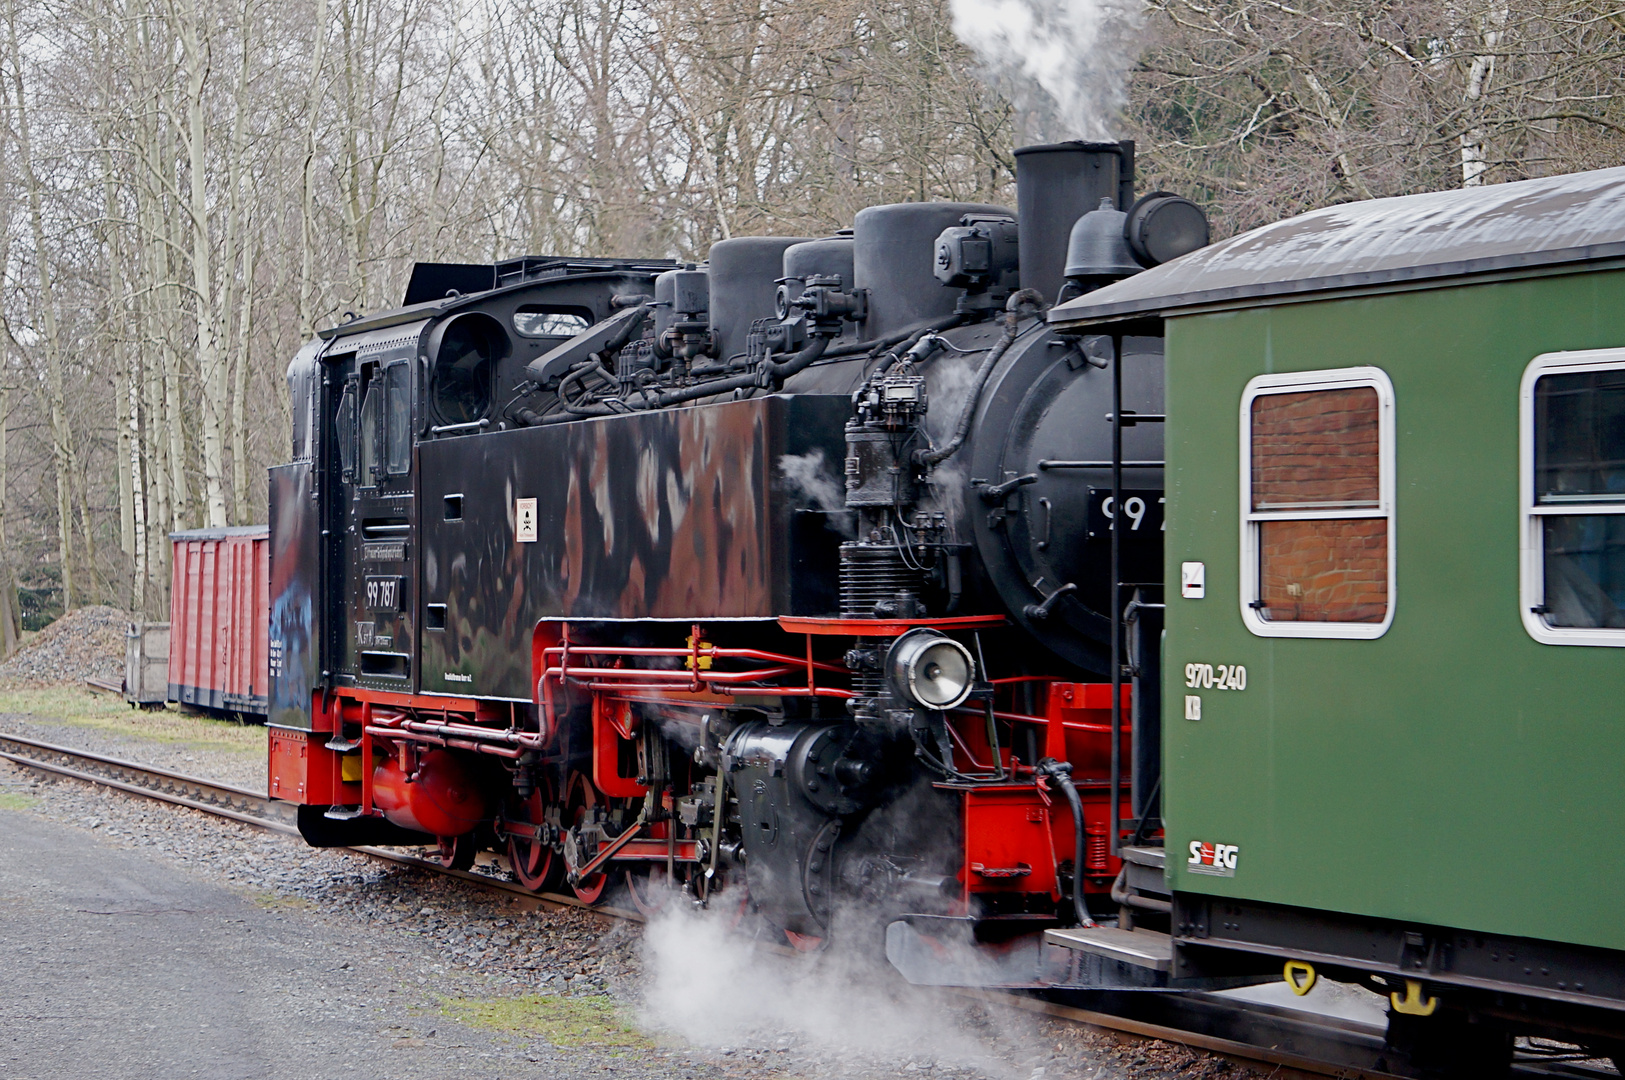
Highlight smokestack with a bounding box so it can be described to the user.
[1014,141,1134,304]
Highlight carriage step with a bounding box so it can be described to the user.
[325,737,362,752]
[1044,925,1172,971]
[323,805,365,820]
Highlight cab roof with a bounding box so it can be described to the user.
[1048,165,1625,334]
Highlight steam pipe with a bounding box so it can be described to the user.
[915,289,1045,469]
[1111,868,1171,913]
[823,312,965,362]
[643,335,832,408]
[536,313,967,425]
[558,361,619,414]
[1037,758,1096,928]
[533,339,825,421]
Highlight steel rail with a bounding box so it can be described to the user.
[0,730,628,918]
[0,729,1615,1080]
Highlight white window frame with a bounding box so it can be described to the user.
[1239,366,1396,640]
[1519,348,1625,647]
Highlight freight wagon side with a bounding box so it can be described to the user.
[168,525,271,720]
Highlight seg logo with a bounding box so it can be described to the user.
[1188,840,1239,877]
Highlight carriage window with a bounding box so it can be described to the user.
[1242,368,1394,639]
[385,361,411,476]
[358,371,382,485]
[1522,352,1625,643]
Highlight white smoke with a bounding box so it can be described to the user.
[949,0,1147,141]
[778,450,857,538]
[638,902,1039,1076]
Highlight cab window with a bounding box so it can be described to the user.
[429,317,505,427]
[385,361,411,476]
[335,374,359,484]
[513,306,592,339]
[359,366,382,485]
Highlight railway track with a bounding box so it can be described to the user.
[0,728,1614,1080]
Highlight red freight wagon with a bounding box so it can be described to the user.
[168,526,270,719]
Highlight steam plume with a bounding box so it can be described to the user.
[948,0,1146,141]
[639,902,1037,1075]
[779,450,857,538]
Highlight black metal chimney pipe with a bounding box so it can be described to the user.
[1013,141,1134,305]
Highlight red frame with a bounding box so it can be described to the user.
[270,621,1148,907]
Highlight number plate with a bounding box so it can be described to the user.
[1086,488,1164,538]
[365,576,403,612]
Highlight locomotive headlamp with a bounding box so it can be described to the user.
[888,628,976,710]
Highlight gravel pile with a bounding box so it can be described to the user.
[0,753,1263,1080]
[0,605,129,688]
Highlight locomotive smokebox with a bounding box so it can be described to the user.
[1014,141,1134,303]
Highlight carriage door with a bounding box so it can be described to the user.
[337,333,420,690]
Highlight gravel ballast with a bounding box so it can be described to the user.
[0,693,1261,1079]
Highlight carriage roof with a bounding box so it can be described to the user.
[1049,166,1625,334]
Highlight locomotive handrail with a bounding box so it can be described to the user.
[578,683,853,699]
[537,643,846,674]
[950,703,1122,735]
[534,630,867,736]
[543,663,802,684]
[1038,459,1163,469]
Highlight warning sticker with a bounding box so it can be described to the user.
[516,498,537,543]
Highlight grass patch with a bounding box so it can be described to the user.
[439,993,651,1050]
[252,892,314,911]
[0,688,263,755]
[0,790,37,812]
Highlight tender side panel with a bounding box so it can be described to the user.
[418,394,848,700]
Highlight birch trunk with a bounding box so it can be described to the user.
[231,231,256,524]
[1458,0,1510,186]
[8,6,77,610]
[0,385,20,656]
[173,0,229,529]
[297,0,330,339]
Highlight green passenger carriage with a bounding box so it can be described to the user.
[1050,166,1625,1059]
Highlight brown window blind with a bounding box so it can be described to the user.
[1249,386,1387,624]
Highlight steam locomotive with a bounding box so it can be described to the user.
[267,140,1206,958]
[270,134,1625,1063]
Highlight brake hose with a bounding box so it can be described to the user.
[1038,758,1096,928]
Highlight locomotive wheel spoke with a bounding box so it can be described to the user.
[564,770,610,905]
[783,930,827,954]
[507,779,563,893]
[436,832,477,872]
[624,864,678,917]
